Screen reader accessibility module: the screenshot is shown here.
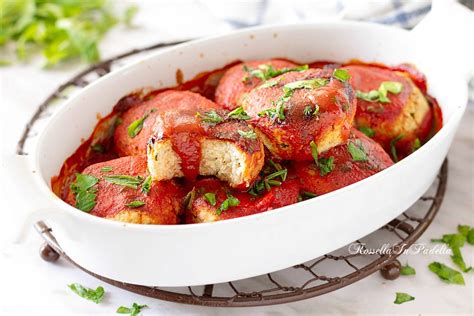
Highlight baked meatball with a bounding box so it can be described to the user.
[292,129,393,196]
[145,92,264,188]
[343,65,432,161]
[215,59,301,110]
[240,68,356,160]
[185,177,300,223]
[66,156,183,224]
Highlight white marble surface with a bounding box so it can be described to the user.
[1,1,473,315]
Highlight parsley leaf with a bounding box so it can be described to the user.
[104,175,143,189]
[412,138,421,152]
[116,303,148,316]
[467,228,474,245]
[123,5,139,27]
[203,192,216,206]
[141,175,152,194]
[248,161,287,196]
[125,200,145,208]
[196,110,223,124]
[347,140,368,162]
[283,78,328,91]
[227,106,251,120]
[216,195,240,215]
[333,69,350,82]
[128,114,149,138]
[400,263,416,276]
[68,283,105,304]
[243,63,308,82]
[358,126,375,138]
[394,292,415,305]
[390,134,404,162]
[356,81,403,103]
[70,173,99,212]
[91,143,105,153]
[428,262,465,285]
[238,129,257,139]
[101,166,113,173]
[310,141,334,176]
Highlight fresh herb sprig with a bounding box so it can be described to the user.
[116,303,148,316]
[70,173,99,212]
[68,283,105,304]
[356,81,403,104]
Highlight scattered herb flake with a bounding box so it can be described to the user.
[412,138,421,152]
[310,140,319,164]
[358,126,375,138]
[125,200,145,208]
[216,195,240,215]
[128,114,148,138]
[70,174,99,212]
[196,110,223,124]
[227,106,251,120]
[318,157,335,176]
[333,69,350,82]
[104,175,143,189]
[394,292,415,305]
[100,166,113,173]
[400,263,416,276]
[390,134,404,162]
[203,192,217,206]
[116,302,148,316]
[68,283,105,304]
[183,188,196,210]
[141,175,152,194]
[91,143,105,153]
[238,129,257,139]
[428,262,465,285]
[347,140,368,162]
[356,81,403,104]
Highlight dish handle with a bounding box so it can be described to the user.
[410,0,474,82]
[1,154,66,243]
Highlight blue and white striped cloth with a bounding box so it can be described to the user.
[201,0,433,30]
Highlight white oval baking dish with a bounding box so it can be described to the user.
[8,1,473,286]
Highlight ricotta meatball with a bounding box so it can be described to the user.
[66,156,183,224]
[240,68,357,160]
[185,177,300,223]
[215,59,301,110]
[343,65,433,161]
[145,92,265,188]
[292,129,393,196]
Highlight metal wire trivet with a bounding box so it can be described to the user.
[18,41,448,307]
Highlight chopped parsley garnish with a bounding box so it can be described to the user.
[68,283,104,304]
[347,140,368,162]
[227,106,251,120]
[196,110,223,124]
[70,173,99,212]
[333,69,350,82]
[394,292,415,305]
[216,195,240,215]
[141,175,152,194]
[104,175,143,189]
[116,303,148,316]
[431,232,472,272]
[127,114,149,138]
[282,78,328,92]
[100,166,113,173]
[258,79,280,89]
[203,192,216,206]
[412,138,421,152]
[400,263,416,276]
[91,143,105,153]
[428,262,465,285]
[258,91,290,121]
[299,191,318,201]
[183,188,196,210]
[356,81,403,103]
[242,63,308,82]
[248,160,288,196]
[310,141,334,176]
[238,129,257,139]
[125,200,145,208]
[390,134,404,162]
[358,126,375,138]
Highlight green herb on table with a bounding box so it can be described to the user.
[428,262,465,285]
[400,263,416,276]
[216,195,240,215]
[70,173,99,212]
[0,0,138,67]
[203,192,216,206]
[394,292,415,305]
[68,283,104,304]
[431,231,472,272]
[123,5,139,27]
[347,140,368,162]
[116,302,148,316]
[104,175,143,189]
[356,81,403,103]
